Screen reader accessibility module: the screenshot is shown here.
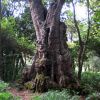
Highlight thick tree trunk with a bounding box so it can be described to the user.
[28,0,74,92]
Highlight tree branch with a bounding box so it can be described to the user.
[46,0,65,25]
[29,0,46,21]
[29,0,47,40]
[72,1,82,46]
[86,0,90,43]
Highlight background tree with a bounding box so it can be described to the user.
[64,0,100,79]
[0,0,35,81]
[71,0,91,80]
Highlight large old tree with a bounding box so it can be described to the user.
[26,0,74,92]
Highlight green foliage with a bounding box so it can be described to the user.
[0,92,14,100]
[83,50,100,72]
[33,96,41,100]
[1,17,16,37]
[0,81,9,92]
[0,92,21,100]
[81,72,100,92]
[1,16,36,54]
[1,7,36,81]
[0,81,20,100]
[2,0,8,5]
[32,72,100,100]
[67,42,79,69]
[32,90,81,100]
[15,7,36,41]
[32,87,100,100]
[86,92,100,100]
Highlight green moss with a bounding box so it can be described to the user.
[33,73,48,92]
[24,81,33,90]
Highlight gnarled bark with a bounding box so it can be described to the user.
[27,0,74,92]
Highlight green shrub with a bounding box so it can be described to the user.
[0,81,9,92]
[32,90,81,100]
[33,96,41,100]
[0,92,14,100]
[81,72,100,92]
[32,89,100,100]
[0,81,20,100]
[86,92,100,100]
[0,92,21,100]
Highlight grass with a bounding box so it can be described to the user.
[32,90,80,100]
[32,90,100,100]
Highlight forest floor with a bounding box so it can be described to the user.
[9,88,32,100]
[8,87,41,100]
[8,87,86,100]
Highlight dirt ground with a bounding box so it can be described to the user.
[8,88,40,100]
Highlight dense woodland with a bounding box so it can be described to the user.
[0,0,100,100]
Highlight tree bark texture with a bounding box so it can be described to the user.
[28,0,73,92]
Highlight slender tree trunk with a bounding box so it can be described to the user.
[72,1,83,80]
[72,0,90,80]
[27,0,74,92]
